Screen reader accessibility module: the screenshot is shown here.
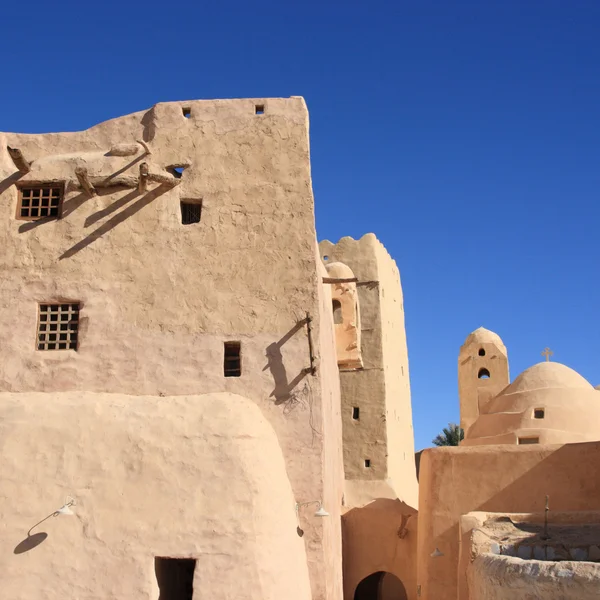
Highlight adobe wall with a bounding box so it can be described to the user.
[0,392,312,600]
[417,442,600,600]
[342,499,418,600]
[318,234,417,509]
[0,98,343,600]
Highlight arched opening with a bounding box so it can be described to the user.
[332,299,343,324]
[354,571,407,600]
[478,368,490,379]
[478,348,486,356]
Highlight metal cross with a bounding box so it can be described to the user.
[541,347,553,362]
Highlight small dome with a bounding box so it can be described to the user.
[325,261,356,280]
[462,327,506,352]
[499,362,593,396]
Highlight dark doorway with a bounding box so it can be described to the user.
[354,571,407,600]
[155,557,196,600]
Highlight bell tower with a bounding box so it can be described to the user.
[458,327,509,438]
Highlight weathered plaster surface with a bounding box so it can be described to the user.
[468,554,600,600]
[417,442,600,600]
[0,98,343,600]
[0,392,312,600]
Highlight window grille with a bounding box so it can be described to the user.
[37,303,80,350]
[224,341,241,377]
[180,201,202,225]
[18,184,64,220]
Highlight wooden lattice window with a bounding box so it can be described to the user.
[37,303,80,351]
[17,183,64,220]
[180,200,202,225]
[224,341,241,377]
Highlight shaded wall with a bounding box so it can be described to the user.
[417,442,600,600]
[342,499,417,600]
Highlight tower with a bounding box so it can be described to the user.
[458,327,509,438]
[319,234,417,508]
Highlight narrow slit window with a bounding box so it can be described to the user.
[255,104,265,115]
[364,459,371,468]
[518,437,539,445]
[352,407,360,420]
[534,408,545,419]
[37,303,80,351]
[155,557,195,600]
[182,107,191,118]
[17,183,64,220]
[180,201,202,225]
[224,341,241,377]
[332,299,343,324]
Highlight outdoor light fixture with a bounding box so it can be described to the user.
[54,497,75,517]
[295,500,330,518]
[430,547,444,558]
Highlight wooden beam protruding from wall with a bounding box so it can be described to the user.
[138,162,149,193]
[7,146,31,173]
[75,167,96,197]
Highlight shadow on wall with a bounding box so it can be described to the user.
[263,319,309,408]
[14,532,48,554]
[18,192,89,233]
[59,183,171,260]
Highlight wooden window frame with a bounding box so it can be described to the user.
[36,302,80,351]
[16,182,65,221]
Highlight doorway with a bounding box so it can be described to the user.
[155,557,196,600]
[354,571,407,600]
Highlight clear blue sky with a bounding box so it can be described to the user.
[3,1,599,450]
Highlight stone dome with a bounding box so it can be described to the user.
[463,361,600,447]
[461,327,506,353]
[325,261,356,280]
[498,362,593,396]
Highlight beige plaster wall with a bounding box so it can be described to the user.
[318,235,417,509]
[467,554,600,600]
[0,98,342,600]
[416,442,600,600]
[0,392,312,600]
[342,499,417,600]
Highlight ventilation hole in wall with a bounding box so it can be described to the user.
[478,348,486,356]
[534,408,545,419]
[255,104,265,115]
[182,107,191,118]
[518,437,539,445]
[180,201,202,225]
[332,299,343,324]
[155,557,195,600]
[167,165,187,179]
[352,407,360,420]
[478,368,490,379]
[224,341,241,377]
[323,255,329,261]
[364,459,371,468]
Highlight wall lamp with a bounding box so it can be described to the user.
[295,500,329,518]
[54,497,76,517]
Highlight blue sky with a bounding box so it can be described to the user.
[3,1,599,450]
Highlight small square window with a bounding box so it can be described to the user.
[181,201,202,225]
[17,183,64,220]
[182,107,191,118]
[518,437,539,445]
[224,341,241,377]
[364,459,371,468]
[37,303,79,351]
[534,408,545,419]
[255,104,265,115]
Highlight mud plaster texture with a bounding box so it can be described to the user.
[319,235,417,511]
[0,392,313,600]
[0,98,343,600]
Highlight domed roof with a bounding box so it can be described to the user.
[325,261,356,280]
[462,327,506,352]
[498,362,593,396]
